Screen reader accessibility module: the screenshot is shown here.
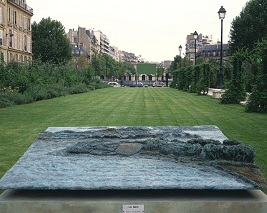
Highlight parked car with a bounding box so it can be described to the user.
[153,81,165,87]
[108,82,121,87]
[130,82,143,87]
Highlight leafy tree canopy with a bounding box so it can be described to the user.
[170,55,181,71]
[32,17,72,64]
[229,0,267,53]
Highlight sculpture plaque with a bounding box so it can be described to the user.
[0,126,266,190]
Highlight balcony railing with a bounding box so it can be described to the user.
[8,0,33,14]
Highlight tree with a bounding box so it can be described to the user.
[229,0,267,53]
[170,55,181,72]
[221,54,246,104]
[246,39,267,112]
[32,17,72,64]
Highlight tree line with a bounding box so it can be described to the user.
[0,17,136,108]
[170,0,267,113]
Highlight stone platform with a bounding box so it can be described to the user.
[1,126,267,212]
[1,189,267,213]
[1,126,266,191]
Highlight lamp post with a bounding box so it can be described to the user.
[193,31,198,66]
[166,69,169,87]
[218,6,226,88]
[179,45,182,68]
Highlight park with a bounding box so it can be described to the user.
[0,87,266,184]
[1,0,267,212]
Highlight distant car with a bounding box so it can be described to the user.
[108,82,121,87]
[130,82,143,87]
[153,81,165,87]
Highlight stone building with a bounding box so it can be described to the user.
[67,27,100,65]
[197,43,229,60]
[0,0,33,63]
[93,30,109,55]
[185,33,213,64]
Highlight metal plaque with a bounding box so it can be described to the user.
[123,204,144,213]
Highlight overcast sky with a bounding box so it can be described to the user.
[26,0,249,62]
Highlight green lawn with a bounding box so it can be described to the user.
[0,87,267,192]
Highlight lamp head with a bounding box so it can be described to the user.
[193,31,198,40]
[218,6,226,20]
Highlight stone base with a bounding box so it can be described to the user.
[1,189,267,213]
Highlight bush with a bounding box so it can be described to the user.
[221,55,246,104]
[68,83,88,94]
[0,97,13,108]
[245,74,267,112]
[0,92,30,108]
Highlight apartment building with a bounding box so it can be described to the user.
[67,27,100,63]
[109,45,119,61]
[67,27,141,64]
[93,30,109,55]
[197,43,229,60]
[0,0,33,63]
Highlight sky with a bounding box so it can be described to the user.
[26,0,250,62]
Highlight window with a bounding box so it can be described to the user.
[0,53,4,62]
[13,10,17,25]
[24,34,27,51]
[7,30,13,47]
[27,18,31,31]
[19,33,23,50]
[14,31,17,49]
[8,8,11,23]
[27,36,31,52]
[0,30,2,46]
[142,75,146,81]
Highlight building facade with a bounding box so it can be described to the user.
[197,43,229,60]
[93,30,109,55]
[0,0,33,63]
[185,33,213,64]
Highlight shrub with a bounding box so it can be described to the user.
[0,92,30,108]
[0,96,13,108]
[68,83,88,94]
[245,74,267,112]
[221,55,246,104]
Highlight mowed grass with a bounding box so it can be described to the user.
[0,87,267,191]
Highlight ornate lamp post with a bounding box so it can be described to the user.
[218,6,226,88]
[179,45,182,68]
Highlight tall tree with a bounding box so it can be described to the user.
[32,17,72,64]
[229,0,267,53]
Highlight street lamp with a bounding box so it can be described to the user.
[166,69,169,87]
[179,45,182,68]
[178,45,182,56]
[193,31,198,66]
[218,6,226,88]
